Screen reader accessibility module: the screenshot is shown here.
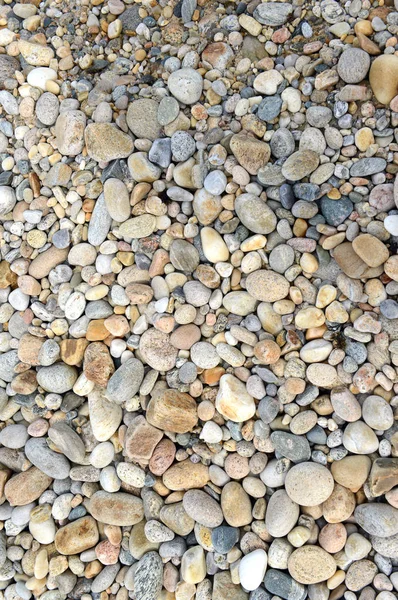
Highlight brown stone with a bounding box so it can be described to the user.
[331,455,371,492]
[254,339,281,365]
[86,319,109,341]
[17,275,41,296]
[89,491,144,526]
[202,42,233,71]
[5,467,52,506]
[369,54,398,105]
[124,415,163,463]
[170,324,201,350]
[333,242,368,279]
[146,389,198,434]
[213,572,248,600]
[0,261,17,289]
[352,234,389,268]
[162,459,209,490]
[0,466,11,498]
[221,481,252,527]
[28,247,69,279]
[230,133,270,175]
[55,517,99,555]
[83,342,115,387]
[356,32,381,55]
[149,439,176,476]
[319,523,347,554]
[103,315,130,337]
[60,339,89,365]
[18,334,45,366]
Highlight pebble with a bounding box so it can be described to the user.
[0,186,16,215]
[239,549,268,591]
[126,99,161,141]
[246,270,289,302]
[35,92,59,126]
[266,490,299,538]
[281,150,319,181]
[182,490,223,528]
[55,517,99,555]
[285,462,334,506]
[89,491,144,526]
[355,504,398,538]
[288,546,336,584]
[25,438,70,479]
[167,68,203,104]
[103,178,130,222]
[216,374,256,422]
[338,47,371,83]
[85,123,134,162]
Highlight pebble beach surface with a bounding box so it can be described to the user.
[2,0,398,599]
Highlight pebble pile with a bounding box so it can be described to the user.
[2,0,398,599]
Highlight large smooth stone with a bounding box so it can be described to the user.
[370,54,398,105]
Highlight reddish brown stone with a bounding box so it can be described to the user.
[149,439,176,476]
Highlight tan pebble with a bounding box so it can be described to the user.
[345,559,377,592]
[124,415,163,463]
[288,545,336,584]
[162,459,209,491]
[331,455,371,492]
[221,481,252,527]
[352,234,389,267]
[55,517,99,555]
[215,374,255,423]
[384,255,398,281]
[285,462,334,507]
[355,127,375,151]
[89,491,144,526]
[295,307,325,329]
[369,54,398,105]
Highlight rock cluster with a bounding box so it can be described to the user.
[1,0,398,599]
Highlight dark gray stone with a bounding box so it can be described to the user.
[257,96,282,122]
[264,570,306,600]
[293,183,320,201]
[320,196,353,226]
[212,526,240,554]
[350,157,387,177]
[270,431,311,463]
[258,396,280,423]
[120,6,141,33]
